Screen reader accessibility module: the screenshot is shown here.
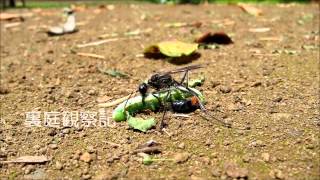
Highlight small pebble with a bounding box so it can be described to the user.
[211,81,220,88]
[211,169,221,177]
[214,128,221,133]
[34,144,41,150]
[48,129,57,136]
[62,128,70,134]
[174,152,190,163]
[252,81,262,87]
[242,155,250,163]
[249,140,265,147]
[55,161,63,170]
[80,152,92,163]
[88,89,96,96]
[270,169,285,179]
[273,97,283,102]
[0,87,9,94]
[224,162,249,179]
[94,170,119,180]
[205,139,211,146]
[87,146,96,154]
[178,142,185,149]
[24,165,35,174]
[261,152,270,162]
[66,90,75,98]
[220,86,232,93]
[49,144,58,150]
[82,174,91,180]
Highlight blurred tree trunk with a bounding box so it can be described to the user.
[9,0,16,7]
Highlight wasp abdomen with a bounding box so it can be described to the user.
[171,96,199,113]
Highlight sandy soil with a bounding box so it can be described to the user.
[0,3,319,180]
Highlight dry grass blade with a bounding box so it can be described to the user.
[76,52,105,59]
[77,37,140,48]
[0,12,33,21]
[259,37,282,41]
[77,38,119,48]
[0,13,22,20]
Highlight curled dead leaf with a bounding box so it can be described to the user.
[195,32,233,45]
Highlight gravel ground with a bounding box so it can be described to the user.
[0,3,319,179]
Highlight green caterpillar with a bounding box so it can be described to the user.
[112,86,205,122]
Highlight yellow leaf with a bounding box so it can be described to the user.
[158,41,198,57]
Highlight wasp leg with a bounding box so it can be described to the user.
[159,90,171,131]
[123,91,137,113]
[175,85,231,128]
[151,92,162,108]
[178,69,190,86]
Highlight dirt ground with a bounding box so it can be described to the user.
[0,3,319,180]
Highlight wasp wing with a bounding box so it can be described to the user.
[159,64,205,75]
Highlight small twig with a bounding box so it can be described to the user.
[103,141,121,148]
[4,22,21,29]
[133,146,161,154]
[76,52,105,59]
[252,53,279,57]
[162,128,172,137]
[172,113,191,118]
[98,94,133,108]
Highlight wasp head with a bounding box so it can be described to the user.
[138,83,148,96]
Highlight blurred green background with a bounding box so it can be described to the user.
[1,0,313,9]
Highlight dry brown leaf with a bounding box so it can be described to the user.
[195,32,233,45]
[238,3,262,16]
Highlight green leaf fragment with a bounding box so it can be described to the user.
[99,69,129,78]
[142,155,174,165]
[128,116,156,132]
[302,45,317,51]
[142,155,153,165]
[188,77,205,87]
